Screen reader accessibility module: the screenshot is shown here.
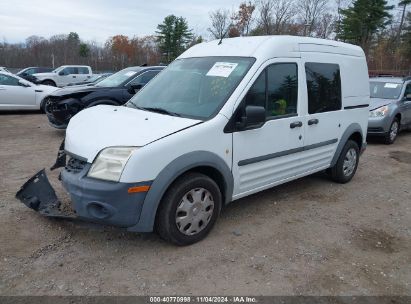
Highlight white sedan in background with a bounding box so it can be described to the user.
[0,72,58,111]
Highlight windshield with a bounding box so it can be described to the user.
[370,82,403,99]
[52,67,63,73]
[96,69,139,87]
[127,57,255,119]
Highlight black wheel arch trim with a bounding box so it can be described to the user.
[330,123,364,167]
[127,151,234,233]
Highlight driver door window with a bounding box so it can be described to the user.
[244,63,298,119]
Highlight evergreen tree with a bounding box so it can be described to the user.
[156,15,193,63]
[338,0,393,55]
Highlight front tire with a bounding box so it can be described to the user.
[156,172,222,246]
[42,80,56,87]
[329,140,360,184]
[383,118,400,145]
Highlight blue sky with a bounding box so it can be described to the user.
[0,0,241,44]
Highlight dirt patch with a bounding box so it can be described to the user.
[1,114,411,296]
[350,228,400,253]
[389,151,411,164]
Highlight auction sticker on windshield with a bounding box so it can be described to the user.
[384,83,400,88]
[206,62,238,78]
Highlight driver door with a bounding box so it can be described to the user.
[232,59,306,199]
[401,82,411,125]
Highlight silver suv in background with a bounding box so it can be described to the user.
[368,77,411,144]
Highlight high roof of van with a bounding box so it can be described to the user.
[180,36,365,60]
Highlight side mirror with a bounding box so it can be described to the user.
[405,94,411,101]
[128,84,143,94]
[58,71,66,76]
[236,106,266,130]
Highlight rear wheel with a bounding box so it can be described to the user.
[383,118,400,145]
[156,172,222,246]
[329,140,360,184]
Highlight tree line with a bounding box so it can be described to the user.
[0,0,410,75]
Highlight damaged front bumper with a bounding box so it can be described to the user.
[16,149,152,228]
[16,169,74,218]
[45,97,83,129]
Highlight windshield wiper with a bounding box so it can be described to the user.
[137,106,181,117]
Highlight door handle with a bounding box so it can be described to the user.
[72,76,76,78]
[308,118,319,126]
[290,121,303,129]
[0,87,5,90]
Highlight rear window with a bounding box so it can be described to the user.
[370,82,403,99]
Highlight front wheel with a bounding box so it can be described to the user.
[384,118,400,145]
[42,80,56,87]
[156,172,222,246]
[329,140,360,184]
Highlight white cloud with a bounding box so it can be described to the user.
[0,0,241,44]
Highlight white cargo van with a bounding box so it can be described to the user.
[17,36,370,245]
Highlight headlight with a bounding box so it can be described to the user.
[369,105,389,118]
[87,147,137,182]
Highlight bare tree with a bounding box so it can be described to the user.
[208,9,232,40]
[257,0,275,34]
[256,0,295,35]
[271,0,296,34]
[296,0,328,36]
[314,13,335,39]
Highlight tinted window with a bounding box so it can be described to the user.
[305,63,341,114]
[78,67,89,74]
[245,63,298,118]
[245,72,266,108]
[61,67,78,75]
[405,83,411,97]
[0,74,19,86]
[128,70,159,86]
[267,64,298,117]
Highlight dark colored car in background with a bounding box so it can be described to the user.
[16,67,53,83]
[45,66,164,129]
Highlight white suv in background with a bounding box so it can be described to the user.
[33,65,93,87]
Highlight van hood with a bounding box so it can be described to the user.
[369,98,396,111]
[65,105,201,162]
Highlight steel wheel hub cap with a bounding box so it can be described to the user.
[343,148,357,177]
[175,188,214,236]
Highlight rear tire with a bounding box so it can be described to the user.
[383,118,400,145]
[156,172,222,246]
[329,140,360,184]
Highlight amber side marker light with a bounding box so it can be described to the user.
[128,185,151,194]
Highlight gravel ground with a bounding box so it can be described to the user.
[0,112,410,296]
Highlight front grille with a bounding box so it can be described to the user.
[65,156,87,173]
